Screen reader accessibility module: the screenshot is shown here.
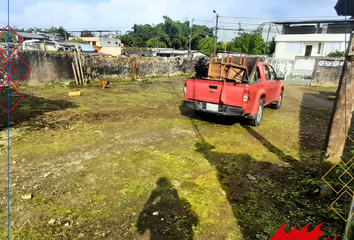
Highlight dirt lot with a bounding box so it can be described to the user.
[0,77,351,239]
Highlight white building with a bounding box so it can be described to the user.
[273,20,353,60]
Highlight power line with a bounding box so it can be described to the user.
[219,15,346,20]
[194,17,216,25]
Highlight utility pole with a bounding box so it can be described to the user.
[224,30,227,54]
[263,22,272,55]
[213,10,219,56]
[189,18,194,57]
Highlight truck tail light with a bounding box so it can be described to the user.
[243,88,249,102]
[184,83,187,93]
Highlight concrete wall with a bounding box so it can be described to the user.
[311,58,345,86]
[264,57,315,85]
[85,56,195,80]
[2,50,343,86]
[264,57,344,86]
[4,51,195,85]
[122,48,154,57]
[11,51,75,84]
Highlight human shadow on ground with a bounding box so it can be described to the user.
[137,177,199,240]
[178,101,344,239]
[0,87,77,131]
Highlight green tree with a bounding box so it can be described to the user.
[229,30,266,54]
[122,16,215,50]
[327,50,345,57]
[47,26,57,34]
[0,31,17,43]
[197,37,222,55]
[146,37,167,48]
[120,34,136,47]
[57,26,71,39]
[25,27,42,33]
[80,30,94,37]
[268,37,276,56]
[68,37,88,44]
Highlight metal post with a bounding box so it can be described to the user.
[213,12,219,55]
[263,22,272,55]
[224,30,227,54]
[189,18,194,57]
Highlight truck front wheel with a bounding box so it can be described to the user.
[272,90,283,109]
[249,99,264,127]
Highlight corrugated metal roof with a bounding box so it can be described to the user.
[59,42,75,46]
[272,19,354,24]
[17,32,45,39]
[80,44,95,52]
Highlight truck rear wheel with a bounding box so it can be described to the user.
[249,99,264,127]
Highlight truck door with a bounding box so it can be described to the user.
[263,65,276,105]
[268,65,282,100]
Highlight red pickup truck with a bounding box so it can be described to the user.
[183,57,284,126]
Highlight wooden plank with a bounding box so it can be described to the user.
[78,52,85,85]
[224,62,247,69]
[208,61,222,79]
[73,51,82,85]
[71,62,79,85]
[68,91,81,96]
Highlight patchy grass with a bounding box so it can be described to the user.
[0,77,347,239]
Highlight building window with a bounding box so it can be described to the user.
[285,42,302,53]
[115,42,118,45]
[92,41,96,46]
[318,43,322,54]
[324,42,342,55]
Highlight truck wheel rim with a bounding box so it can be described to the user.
[278,95,282,107]
[257,104,263,123]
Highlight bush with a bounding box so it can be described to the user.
[327,50,345,57]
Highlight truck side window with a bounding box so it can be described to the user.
[253,67,260,82]
[268,66,277,80]
[263,66,270,80]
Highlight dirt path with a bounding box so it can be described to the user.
[0,78,344,240]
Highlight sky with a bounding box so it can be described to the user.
[0,0,348,42]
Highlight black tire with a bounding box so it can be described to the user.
[272,90,283,109]
[249,99,264,127]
